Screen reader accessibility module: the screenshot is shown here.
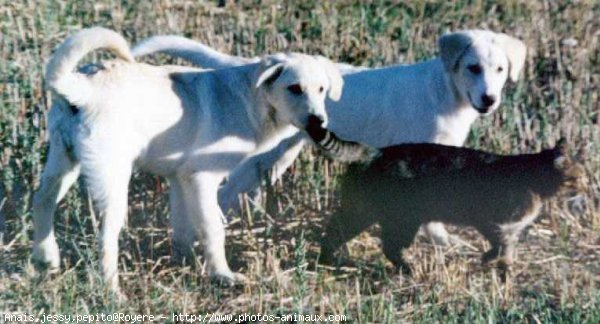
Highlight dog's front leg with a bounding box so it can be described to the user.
[218,131,306,215]
[180,172,245,285]
[269,133,306,183]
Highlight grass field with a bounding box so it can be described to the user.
[1,0,599,322]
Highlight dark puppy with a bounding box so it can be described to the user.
[306,117,585,273]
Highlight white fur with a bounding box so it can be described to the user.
[32,27,342,294]
[133,29,527,246]
[498,197,542,264]
[0,195,5,246]
[132,35,259,67]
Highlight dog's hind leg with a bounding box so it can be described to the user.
[180,172,244,285]
[479,226,510,268]
[167,177,196,263]
[320,208,375,265]
[381,219,419,275]
[32,136,80,270]
[83,157,132,295]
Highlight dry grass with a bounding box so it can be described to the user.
[1,0,599,322]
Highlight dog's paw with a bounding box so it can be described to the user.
[429,232,451,246]
[115,291,128,303]
[497,262,512,283]
[171,250,197,267]
[317,251,336,266]
[481,248,502,266]
[390,259,413,277]
[447,234,471,247]
[32,241,60,271]
[104,285,128,303]
[210,271,246,287]
[397,264,413,276]
[419,223,452,246]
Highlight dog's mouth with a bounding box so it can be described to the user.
[467,93,491,115]
[293,113,328,132]
[475,106,491,115]
[305,115,328,142]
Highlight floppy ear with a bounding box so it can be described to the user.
[438,32,473,72]
[555,138,568,154]
[255,63,285,88]
[316,55,344,101]
[553,155,568,170]
[552,138,569,169]
[492,33,527,82]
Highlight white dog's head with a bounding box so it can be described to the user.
[439,30,527,115]
[255,53,343,129]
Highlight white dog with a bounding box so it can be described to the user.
[33,27,343,294]
[133,30,527,246]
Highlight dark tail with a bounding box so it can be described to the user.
[305,116,378,163]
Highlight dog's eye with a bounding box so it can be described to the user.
[287,84,303,95]
[319,86,324,93]
[497,66,504,73]
[467,64,482,74]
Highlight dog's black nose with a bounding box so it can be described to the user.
[306,115,327,142]
[481,94,496,108]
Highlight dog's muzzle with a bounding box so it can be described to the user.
[305,114,328,142]
[468,93,494,115]
[475,106,491,114]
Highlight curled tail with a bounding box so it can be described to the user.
[132,35,255,68]
[306,116,378,163]
[45,27,134,106]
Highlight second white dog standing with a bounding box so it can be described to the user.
[33,27,343,295]
[133,29,527,245]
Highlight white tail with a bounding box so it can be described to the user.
[45,27,134,107]
[132,35,254,68]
